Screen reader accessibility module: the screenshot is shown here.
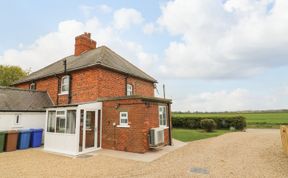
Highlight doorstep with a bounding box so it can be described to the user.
[89,139,187,162]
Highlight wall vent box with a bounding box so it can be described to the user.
[149,127,164,147]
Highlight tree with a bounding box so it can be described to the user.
[0,65,29,86]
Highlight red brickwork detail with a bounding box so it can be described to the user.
[15,83,30,89]
[74,32,96,56]
[14,68,154,105]
[102,99,171,153]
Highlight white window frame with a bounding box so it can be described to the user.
[60,75,69,94]
[47,110,56,132]
[117,112,130,128]
[127,84,133,96]
[159,106,168,128]
[29,83,36,90]
[56,110,66,133]
[66,110,76,134]
[46,108,77,134]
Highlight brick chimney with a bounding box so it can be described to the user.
[74,32,96,56]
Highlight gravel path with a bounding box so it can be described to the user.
[0,129,287,178]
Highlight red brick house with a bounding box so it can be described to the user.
[13,33,172,155]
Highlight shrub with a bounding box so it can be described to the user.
[200,119,216,132]
[230,116,246,130]
[172,116,246,130]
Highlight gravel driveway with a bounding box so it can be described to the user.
[0,129,287,178]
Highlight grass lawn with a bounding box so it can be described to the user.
[173,112,288,128]
[172,128,230,142]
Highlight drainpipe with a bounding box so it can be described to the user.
[167,103,172,145]
[124,75,128,96]
[68,74,72,104]
[63,59,67,74]
[55,74,61,105]
[63,59,72,104]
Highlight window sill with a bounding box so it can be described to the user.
[159,126,169,129]
[58,93,69,96]
[117,125,130,128]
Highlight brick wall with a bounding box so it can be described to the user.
[102,99,170,153]
[14,67,155,105]
[15,83,30,89]
[98,68,154,98]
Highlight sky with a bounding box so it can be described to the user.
[1,0,288,112]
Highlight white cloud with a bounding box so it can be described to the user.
[0,19,98,71]
[113,8,144,30]
[143,23,162,34]
[158,0,288,79]
[173,88,288,112]
[97,4,112,13]
[0,15,157,74]
[80,4,112,17]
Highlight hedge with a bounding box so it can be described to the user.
[172,116,246,130]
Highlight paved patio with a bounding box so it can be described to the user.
[88,139,187,162]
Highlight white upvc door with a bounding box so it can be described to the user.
[77,102,102,154]
[79,109,102,153]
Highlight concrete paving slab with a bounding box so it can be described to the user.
[90,139,187,162]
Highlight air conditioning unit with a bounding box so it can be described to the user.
[149,127,164,147]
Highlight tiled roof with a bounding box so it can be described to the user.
[13,46,157,84]
[0,86,53,111]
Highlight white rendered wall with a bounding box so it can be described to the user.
[0,112,46,130]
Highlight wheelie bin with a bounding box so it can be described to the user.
[0,131,7,152]
[5,130,19,152]
[30,129,43,147]
[18,129,32,149]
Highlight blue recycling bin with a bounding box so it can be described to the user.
[17,129,32,149]
[30,128,43,148]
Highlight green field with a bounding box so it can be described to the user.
[173,112,288,128]
[172,128,229,142]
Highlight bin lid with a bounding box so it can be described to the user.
[0,130,7,134]
[30,128,43,132]
[7,130,18,134]
[19,129,32,133]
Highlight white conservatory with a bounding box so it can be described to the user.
[44,102,102,155]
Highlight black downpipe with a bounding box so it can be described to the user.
[63,59,67,74]
[63,59,73,104]
[56,75,61,105]
[68,74,72,104]
[124,76,128,96]
[167,103,172,145]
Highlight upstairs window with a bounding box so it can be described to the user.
[30,83,36,90]
[60,76,69,94]
[127,84,133,96]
